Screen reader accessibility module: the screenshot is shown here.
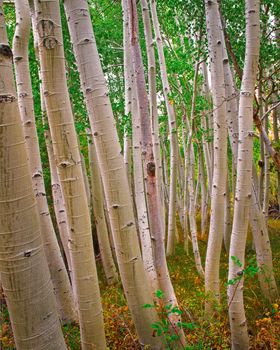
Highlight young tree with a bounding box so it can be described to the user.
[228,1,260,348]
[0,2,67,347]
[123,0,158,292]
[87,131,119,285]
[31,0,106,348]
[149,0,179,255]
[204,0,228,314]
[127,0,185,345]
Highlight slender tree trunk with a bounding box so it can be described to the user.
[220,5,278,302]
[272,94,280,211]
[182,127,190,254]
[201,61,214,191]
[87,132,119,285]
[127,1,185,346]
[45,127,72,278]
[198,146,208,239]
[131,80,159,292]
[0,4,67,347]
[149,0,178,256]
[228,1,260,349]
[32,1,106,348]
[123,2,158,292]
[64,1,162,348]
[140,0,165,230]
[124,131,133,193]
[204,0,228,314]
[185,63,204,277]
[13,0,76,323]
[262,107,270,222]
[80,150,91,208]
[223,174,231,253]
[188,143,205,277]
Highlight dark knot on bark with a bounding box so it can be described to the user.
[147,161,156,177]
[0,44,13,59]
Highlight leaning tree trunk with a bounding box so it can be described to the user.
[272,93,280,211]
[63,1,163,348]
[131,79,159,293]
[13,0,76,323]
[123,2,158,292]
[228,1,260,349]
[87,131,119,285]
[185,64,204,277]
[140,0,165,239]
[127,0,185,346]
[32,1,106,348]
[204,0,228,315]
[149,0,178,256]
[0,4,67,348]
[220,11,278,301]
[44,127,73,278]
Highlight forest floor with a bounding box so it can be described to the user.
[1,218,279,350]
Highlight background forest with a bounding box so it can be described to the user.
[0,0,279,349]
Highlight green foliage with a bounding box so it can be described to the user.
[227,255,260,286]
[143,290,200,349]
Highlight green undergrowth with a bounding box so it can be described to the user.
[1,219,280,349]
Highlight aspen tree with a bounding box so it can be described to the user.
[123,0,158,292]
[228,1,260,348]
[140,0,165,230]
[198,146,208,238]
[87,131,119,285]
[220,11,278,303]
[131,80,159,292]
[13,0,76,323]
[44,126,73,276]
[127,0,183,328]
[250,168,278,302]
[0,3,67,348]
[204,0,228,314]
[149,0,178,255]
[186,63,204,277]
[200,61,214,192]
[124,131,132,192]
[32,1,106,348]
[63,1,162,348]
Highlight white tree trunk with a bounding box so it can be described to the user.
[131,82,159,292]
[32,1,106,348]
[123,2,158,292]
[87,131,119,285]
[149,0,178,256]
[198,147,208,239]
[204,0,228,314]
[0,4,67,347]
[140,0,164,230]
[64,1,162,347]
[187,142,205,277]
[45,128,73,279]
[223,175,231,253]
[127,1,185,345]
[124,131,133,193]
[228,1,260,348]
[13,0,76,323]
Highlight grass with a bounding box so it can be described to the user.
[1,219,279,349]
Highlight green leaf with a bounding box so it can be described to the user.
[155,289,165,299]
[231,256,243,268]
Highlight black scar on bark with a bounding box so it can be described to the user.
[147,161,156,177]
[0,44,13,59]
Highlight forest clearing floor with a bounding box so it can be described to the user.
[1,218,279,350]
